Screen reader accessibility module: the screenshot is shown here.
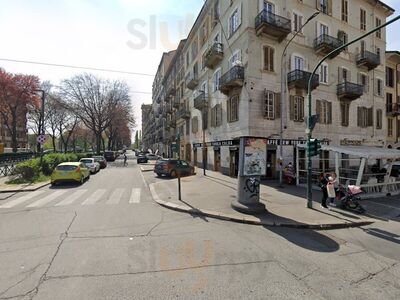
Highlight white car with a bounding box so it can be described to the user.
[146,154,161,161]
[79,158,100,174]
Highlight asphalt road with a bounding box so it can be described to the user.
[0,152,399,299]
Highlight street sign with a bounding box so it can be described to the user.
[37,135,47,145]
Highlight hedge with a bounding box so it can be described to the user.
[12,152,97,181]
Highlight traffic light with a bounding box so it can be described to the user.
[307,139,321,157]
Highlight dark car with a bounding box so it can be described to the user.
[93,156,107,169]
[104,151,117,162]
[154,159,195,177]
[137,155,148,164]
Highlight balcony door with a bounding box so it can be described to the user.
[319,23,329,36]
[263,1,275,13]
[294,56,304,71]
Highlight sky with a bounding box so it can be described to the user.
[0,0,399,134]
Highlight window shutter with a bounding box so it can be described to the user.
[275,93,281,118]
[263,47,268,70]
[316,0,321,10]
[367,107,373,127]
[270,47,274,71]
[366,75,370,92]
[289,96,294,120]
[357,107,361,127]
[327,102,332,124]
[316,100,321,122]
[338,67,343,83]
[238,3,242,27]
[328,0,333,15]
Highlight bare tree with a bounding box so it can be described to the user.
[61,73,132,154]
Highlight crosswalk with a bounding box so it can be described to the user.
[0,187,143,209]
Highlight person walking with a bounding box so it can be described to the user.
[319,173,329,209]
[123,153,128,167]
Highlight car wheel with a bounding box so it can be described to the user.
[51,182,56,187]
[156,173,161,177]
[170,170,177,178]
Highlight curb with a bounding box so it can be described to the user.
[0,182,50,194]
[149,183,374,230]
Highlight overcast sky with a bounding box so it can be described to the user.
[0,0,399,133]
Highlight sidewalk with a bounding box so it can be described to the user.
[0,176,50,193]
[149,169,374,229]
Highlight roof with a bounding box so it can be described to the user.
[298,145,400,160]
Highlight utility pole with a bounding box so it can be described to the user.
[35,90,46,168]
[202,108,207,176]
[306,15,400,209]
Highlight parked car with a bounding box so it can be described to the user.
[154,159,195,177]
[51,162,90,186]
[137,154,148,164]
[93,156,107,169]
[104,151,118,162]
[79,158,100,173]
[146,154,160,161]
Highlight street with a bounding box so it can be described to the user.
[0,152,399,299]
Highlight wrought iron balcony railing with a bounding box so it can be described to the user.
[337,82,364,100]
[287,70,319,91]
[219,66,244,95]
[255,10,291,41]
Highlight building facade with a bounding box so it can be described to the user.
[0,106,28,150]
[385,51,400,149]
[146,0,394,177]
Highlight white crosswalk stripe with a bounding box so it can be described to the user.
[106,188,125,205]
[81,189,107,205]
[55,189,88,206]
[27,190,68,208]
[0,191,45,208]
[129,188,141,204]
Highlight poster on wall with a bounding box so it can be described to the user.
[243,138,267,176]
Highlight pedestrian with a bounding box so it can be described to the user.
[123,153,128,166]
[327,172,338,207]
[319,173,328,208]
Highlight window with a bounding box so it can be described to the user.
[388,118,393,136]
[293,13,303,33]
[341,0,348,22]
[229,8,241,37]
[263,90,280,120]
[211,104,222,127]
[228,95,239,122]
[186,52,190,68]
[200,23,208,45]
[213,69,221,92]
[263,46,274,71]
[376,79,383,96]
[338,30,348,50]
[319,23,329,36]
[229,50,241,68]
[358,73,369,92]
[263,1,275,13]
[387,93,393,112]
[386,67,394,87]
[318,0,329,14]
[376,109,382,129]
[339,67,349,83]
[191,117,198,133]
[202,51,207,70]
[340,102,350,126]
[360,9,366,30]
[376,18,382,38]
[316,100,332,124]
[319,63,328,84]
[290,96,304,122]
[191,41,198,61]
[294,55,304,71]
[357,107,373,128]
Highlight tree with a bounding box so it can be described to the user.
[61,73,132,154]
[134,131,139,149]
[0,69,40,152]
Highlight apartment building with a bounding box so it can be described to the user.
[148,0,394,177]
[141,104,152,151]
[385,51,400,149]
[0,107,28,149]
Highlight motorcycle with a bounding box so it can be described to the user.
[336,185,366,214]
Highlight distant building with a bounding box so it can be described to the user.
[0,105,28,149]
[385,51,400,149]
[141,104,152,151]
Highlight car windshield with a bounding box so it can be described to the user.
[56,165,77,171]
[80,159,93,164]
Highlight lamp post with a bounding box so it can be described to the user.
[279,11,319,187]
[35,89,45,168]
[306,14,400,209]
[202,108,207,176]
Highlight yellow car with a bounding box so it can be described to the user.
[51,162,90,186]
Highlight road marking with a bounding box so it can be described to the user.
[26,190,68,208]
[55,189,88,206]
[82,189,107,205]
[129,188,141,204]
[0,191,45,208]
[364,200,400,211]
[106,188,125,205]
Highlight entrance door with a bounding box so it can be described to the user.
[229,149,239,177]
[214,148,221,172]
[193,148,198,167]
[266,149,276,178]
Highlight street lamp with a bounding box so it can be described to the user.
[35,89,46,167]
[305,14,400,208]
[279,11,319,187]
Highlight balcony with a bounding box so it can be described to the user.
[287,70,319,91]
[337,82,364,100]
[255,10,291,41]
[313,34,343,58]
[166,83,176,97]
[356,51,380,70]
[386,103,400,116]
[219,66,245,95]
[194,91,208,110]
[186,73,199,90]
[205,43,224,69]
[176,107,191,120]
